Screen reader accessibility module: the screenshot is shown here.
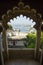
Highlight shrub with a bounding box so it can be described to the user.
[24,32,43,49]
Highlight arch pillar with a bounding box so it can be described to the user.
[40,49,43,65]
[35,21,41,60]
[2,24,9,61]
[1,39,4,65]
[0,23,4,65]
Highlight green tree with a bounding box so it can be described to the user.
[26,33,36,48]
[7,24,12,30]
[40,32,43,48]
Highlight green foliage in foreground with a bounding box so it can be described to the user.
[40,32,43,48]
[24,32,43,48]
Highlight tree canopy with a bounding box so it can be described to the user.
[7,24,12,30]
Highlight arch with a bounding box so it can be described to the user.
[2,2,42,25]
[1,1,43,61]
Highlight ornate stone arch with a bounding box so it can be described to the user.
[1,2,42,28]
[1,1,43,60]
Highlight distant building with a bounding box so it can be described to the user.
[6,29,27,48]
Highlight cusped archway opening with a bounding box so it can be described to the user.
[6,14,36,49]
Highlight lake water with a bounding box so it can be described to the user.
[13,25,35,33]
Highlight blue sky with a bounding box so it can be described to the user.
[8,14,36,32]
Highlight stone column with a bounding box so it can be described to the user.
[35,22,41,60]
[40,46,43,65]
[0,39,4,65]
[2,28,9,61]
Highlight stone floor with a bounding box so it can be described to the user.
[5,59,40,65]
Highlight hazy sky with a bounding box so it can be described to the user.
[8,14,36,32]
